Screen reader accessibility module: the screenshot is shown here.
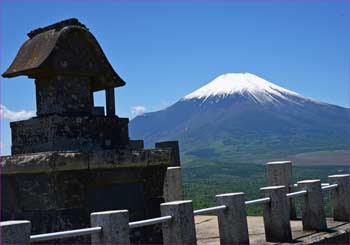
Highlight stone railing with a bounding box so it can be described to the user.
[1,161,350,244]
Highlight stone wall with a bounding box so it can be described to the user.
[1,149,172,244]
[35,76,93,116]
[11,115,129,154]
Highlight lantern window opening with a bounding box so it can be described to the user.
[92,90,106,116]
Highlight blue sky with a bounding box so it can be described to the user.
[1,0,349,155]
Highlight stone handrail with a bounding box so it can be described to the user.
[30,227,102,242]
[1,163,350,244]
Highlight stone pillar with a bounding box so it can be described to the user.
[0,220,31,244]
[105,88,115,116]
[297,180,327,230]
[155,141,180,166]
[163,166,184,202]
[328,174,350,222]
[260,185,292,242]
[215,193,249,244]
[90,210,130,244]
[35,77,93,116]
[160,200,196,244]
[266,161,296,219]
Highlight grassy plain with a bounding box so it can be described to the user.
[181,152,349,216]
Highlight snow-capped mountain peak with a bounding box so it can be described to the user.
[183,73,307,104]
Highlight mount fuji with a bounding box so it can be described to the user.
[130,73,350,162]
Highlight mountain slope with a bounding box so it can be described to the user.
[129,73,350,162]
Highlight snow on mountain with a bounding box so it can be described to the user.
[183,73,316,105]
[130,72,349,156]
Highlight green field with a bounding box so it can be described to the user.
[288,150,350,166]
[181,156,349,216]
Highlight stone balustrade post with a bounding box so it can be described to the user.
[155,141,181,166]
[0,220,31,244]
[297,179,327,230]
[328,174,350,222]
[216,192,249,244]
[266,161,297,219]
[90,210,130,244]
[163,166,184,202]
[260,185,292,242]
[105,88,116,116]
[160,200,196,244]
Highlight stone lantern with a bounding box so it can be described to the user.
[1,18,182,244]
[2,18,130,154]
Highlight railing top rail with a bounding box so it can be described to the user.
[30,226,101,242]
[290,183,330,188]
[245,197,271,206]
[193,205,226,215]
[286,190,307,199]
[129,215,172,229]
[322,183,338,191]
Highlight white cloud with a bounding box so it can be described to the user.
[159,101,170,110]
[131,106,146,116]
[0,104,35,121]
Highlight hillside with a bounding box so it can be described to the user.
[130,73,350,163]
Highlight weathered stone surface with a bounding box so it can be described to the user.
[1,149,170,244]
[88,150,119,169]
[156,141,181,166]
[328,174,350,222]
[1,148,171,174]
[163,167,183,202]
[117,149,152,166]
[105,88,116,116]
[216,192,249,244]
[161,200,197,244]
[298,179,327,231]
[1,151,88,174]
[11,115,129,155]
[2,18,125,89]
[16,174,57,210]
[266,161,297,219]
[0,148,171,244]
[0,220,31,244]
[35,76,93,116]
[54,152,89,171]
[89,149,171,169]
[266,161,292,186]
[0,152,55,174]
[260,185,292,242]
[148,149,173,166]
[91,210,130,244]
[1,163,169,244]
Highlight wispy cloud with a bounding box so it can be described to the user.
[159,101,170,110]
[131,106,146,116]
[0,104,35,121]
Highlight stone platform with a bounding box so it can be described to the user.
[1,149,172,244]
[195,215,350,244]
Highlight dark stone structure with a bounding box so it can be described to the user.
[1,18,178,244]
[2,18,129,154]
